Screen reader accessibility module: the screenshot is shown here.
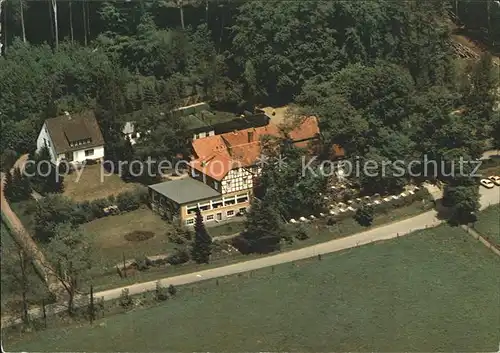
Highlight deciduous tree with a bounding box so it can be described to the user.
[45,222,92,315]
[1,244,45,323]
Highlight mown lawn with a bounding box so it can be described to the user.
[89,197,433,291]
[63,164,139,202]
[474,205,500,248]
[81,207,176,269]
[6,225,499,352]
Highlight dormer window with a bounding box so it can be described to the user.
[69,137,92,148]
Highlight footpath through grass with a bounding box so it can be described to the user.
[6,225,499,352]
[474,204,500,248]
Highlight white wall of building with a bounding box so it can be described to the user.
[193,130,215,140]
[36,123,58,164]
[71,145,105,164]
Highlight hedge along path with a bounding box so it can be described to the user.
[0,155,65,300]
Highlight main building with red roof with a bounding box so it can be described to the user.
[149,116,344,226]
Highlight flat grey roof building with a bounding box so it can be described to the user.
[149,178,221,205]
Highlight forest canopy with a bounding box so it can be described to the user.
[0,0,498,161]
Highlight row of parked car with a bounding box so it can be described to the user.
[480,175,500,189]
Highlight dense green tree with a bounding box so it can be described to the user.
[441,148,480,225]
[444,184,480,225]
[46,222,92,315]
[3,169,15,201]
[464,53,498,135]
[256,145,327,219]
[134,107,190,162]
[492,111,500,151]
[354,203,375,227]
[1,244,45,323]
[9,166,32,201]
[29,145,64,195]
[0,149,17,172]
[241,197,282,254]
[34,194,78,242]
[190,208,212,263]
[299,62,416,157]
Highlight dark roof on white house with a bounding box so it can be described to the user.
[149,178,221,205]
[44,111,104,154]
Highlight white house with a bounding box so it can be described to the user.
[122,121,141,145]
[36,111,105,165]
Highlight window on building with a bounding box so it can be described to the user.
[214,181,219,190]
[237,196,248,203]
[224,199,236,206]
[206,214,214,221]
[85,149,94,157]
[185,219,194,225]
[239,207,247,214]
[227,210,235,217]
[212,201,223,209]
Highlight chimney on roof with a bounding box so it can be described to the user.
[248,131,254,143]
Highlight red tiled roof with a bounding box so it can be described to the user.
[190,152,237,181]
[286,116,320,141]
[192,135,227,159]
[190,117,325,180]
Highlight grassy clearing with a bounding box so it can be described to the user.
[207,220,246,238]
[63,164,139,202]
[474,205,500,248]
[81,208,176,269]
[90,197,433,291]
[6,225,499,352]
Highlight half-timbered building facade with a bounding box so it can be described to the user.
[149,116,344,226]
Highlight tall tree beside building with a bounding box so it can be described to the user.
[11,166,31,201]
[30,145,64,194]
[241,197,282,254]
[191,208,212,264]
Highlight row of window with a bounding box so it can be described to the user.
[69,138,92,148]
[186,194,249,215]
[185,208,246,225]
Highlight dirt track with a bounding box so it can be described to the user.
[1,155,63,298]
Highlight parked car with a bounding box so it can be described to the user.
[488,175,500,186]
[480,179,495,189]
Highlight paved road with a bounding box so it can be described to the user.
[1,155,499,327]
[95,185,499,300]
